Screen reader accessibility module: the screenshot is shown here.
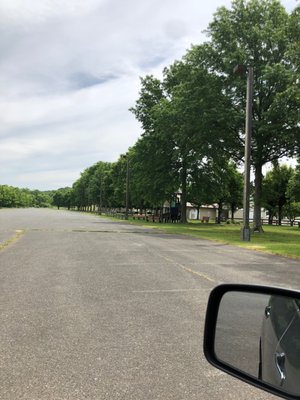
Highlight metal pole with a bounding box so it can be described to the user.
[125,157,129,220]
[98,176,102,215]
[241,67,253,241]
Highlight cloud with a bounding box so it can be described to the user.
[0,73,142,189]
[0,0,294,190]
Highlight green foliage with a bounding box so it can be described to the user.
[11,0,296,222]
[204,0,300,229]
[71,162,114,210]
[0,185,52,208]
[287,161,300,202]
[283,202,300,223]
[130,53,236,221]
[52,187,73,209]
[128,1,299,225]
[262,163,295,224]
[224,163,244,219]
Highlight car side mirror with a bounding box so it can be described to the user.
[203,284,300,400]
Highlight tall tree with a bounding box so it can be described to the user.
[161,59,232,222]
[262,163,294,224]
[131,56,234,222]
[52,188,73,210]
[204,0,300,231]
[130,76,180,216]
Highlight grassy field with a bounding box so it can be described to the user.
[111,216,300,259]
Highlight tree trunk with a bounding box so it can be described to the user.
[197,205,200,220]
[268,212,273,225]
[217,201,223,224]
[278,206,282,225]
[253,165,264,232]
[231,204,235,222]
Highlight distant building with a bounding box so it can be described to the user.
[186,203,218,221]
[234,204,268,221]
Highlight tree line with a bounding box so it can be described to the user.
[130,0,299,227]
[2,1,300,225]
[65,0,299,225]
[53,159,244,222]
[0,185,53,208]
[52,158,300,226]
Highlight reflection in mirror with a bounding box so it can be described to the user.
[215,291,300,397]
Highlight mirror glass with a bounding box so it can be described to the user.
[215,291,300,397]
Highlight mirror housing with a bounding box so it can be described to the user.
[204,284,300,400]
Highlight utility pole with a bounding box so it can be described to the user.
[98,176,103,215]
[233,64,253,242]
[125,156,129,220]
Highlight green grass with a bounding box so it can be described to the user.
[104,215,300,259]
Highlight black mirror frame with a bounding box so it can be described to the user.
[203,284,300,400]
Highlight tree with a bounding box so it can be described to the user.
[283,201,300,226]
[124,142,176,211]
[72,168,91,211]
[262,163,294,224]
[130,76,179,212]
[225,163,243,221]
[0,185,53,208]
[204,0,300,231]
[131,55,234,222]
[87,162,113,213]
[52,187,73,210]
[70,162,114,212]
[188,161,218,220]
[287,160,300,202]
[163,63,223,222]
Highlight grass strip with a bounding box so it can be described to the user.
[102,214,300,259]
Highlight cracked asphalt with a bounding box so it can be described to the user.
[1,208,299,400]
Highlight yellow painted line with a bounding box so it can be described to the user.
[132,288,204,293]
[0,230,25,251]
[180,266,215,282]
[156,254,215,283]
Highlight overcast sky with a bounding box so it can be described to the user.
[0,0,297,190]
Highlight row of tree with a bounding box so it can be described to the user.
[3,158,300,227]
[53,159,244,223]
[56,0,299,226]
[0,185,53,208]
[129,0,300,227]
[3,1,299,227]
[53,158,300,226]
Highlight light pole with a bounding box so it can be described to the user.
[233,64,253,242]
[98,176,103,215]
[125,155,129,220]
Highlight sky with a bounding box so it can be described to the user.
[0,0,298,190]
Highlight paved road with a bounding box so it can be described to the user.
[1,208,299,400]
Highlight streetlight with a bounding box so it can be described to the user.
[233,64,253,242]
[98,176,104,216]
[125,155,129,220]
